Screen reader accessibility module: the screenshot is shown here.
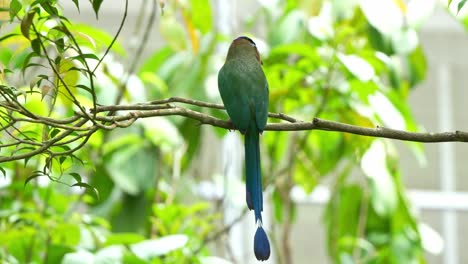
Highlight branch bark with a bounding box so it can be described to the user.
[1,97,468,163]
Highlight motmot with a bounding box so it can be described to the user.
[218,36,270,261]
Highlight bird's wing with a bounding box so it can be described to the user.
[218,63,252,133]
[254,80,269,132]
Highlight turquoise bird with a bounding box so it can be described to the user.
[218,36,270,261]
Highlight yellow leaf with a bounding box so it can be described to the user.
[55,59,79,108]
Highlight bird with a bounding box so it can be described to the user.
[218,36,270,261]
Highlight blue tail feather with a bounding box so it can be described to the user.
[245,122,270,261]
[245,125,262,222]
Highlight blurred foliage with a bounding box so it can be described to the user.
[0,0,465,263]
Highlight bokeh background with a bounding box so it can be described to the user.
[1,0,468,263]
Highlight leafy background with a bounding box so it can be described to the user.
[0,0,468,263]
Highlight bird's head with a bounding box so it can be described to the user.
[226,36,263,65]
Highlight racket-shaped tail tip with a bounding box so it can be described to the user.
[254,225,270,261]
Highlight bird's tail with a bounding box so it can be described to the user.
[245,123,270,261]
[245,124,263,222]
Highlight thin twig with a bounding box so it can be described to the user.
[92,0,129,73]
[2,97,468,163]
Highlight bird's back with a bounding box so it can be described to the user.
[218,57,269,134]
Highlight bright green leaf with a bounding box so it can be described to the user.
[105,233,145,246]
[9,0,22,20]
[45,244,74,264]
[0,47,12,65]
[189,0,212,33]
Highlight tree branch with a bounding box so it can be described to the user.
[2,97,468,163]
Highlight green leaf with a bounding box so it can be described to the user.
[338,53,375,81]
[189,0,212,33]
[266,43,319,64]
[20,10,35,40]
[55,59,79,107]
[122,253,146,264]
[105,233,145,246]
[69,172,82,183]
[70,53,99,64]
[106,142,158,195]
[56,38,65,52]
[76,84,93,93]
[89,164,114,206]
[367,24,393,55]
[31,38,41,54]
[325,184,363,258]
[9,0,22,20]
[24,171,44,187]
[406,46,427,87]
[138,47,173,74]
[22,52,42,75]
[178,118,200,170]
[92,0,104,19]
[268,10,305,46]
[112,193,148,232]
[50,128,60,138]
[0,47,12,65]
[272,189,283,222]
[458,0,467,14]
[45,244,74,264]
[40,2,58,16]
[72,182,100,200]
[0,167,6,178]
[71,0,80,11]
[72,24,125,55]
